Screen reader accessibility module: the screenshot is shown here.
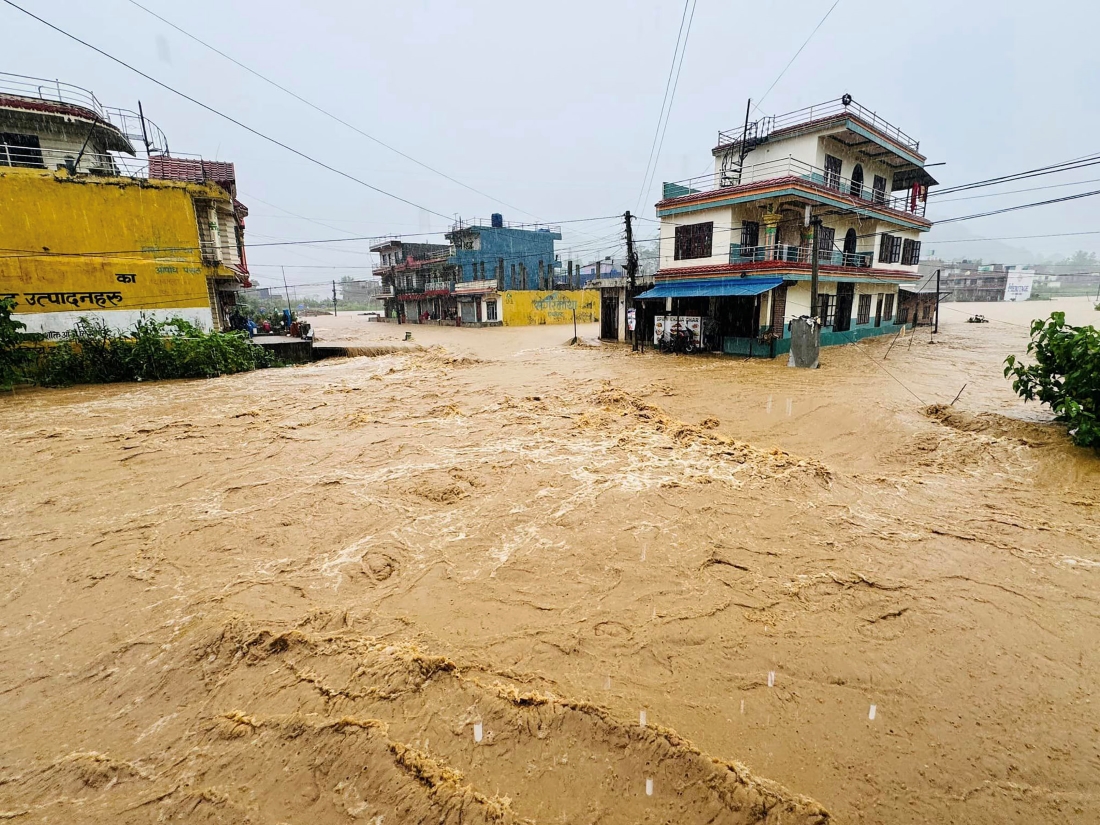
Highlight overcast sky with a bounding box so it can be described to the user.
[4,0,1100,290]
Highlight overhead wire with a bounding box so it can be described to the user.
[635,0,695,212]
[750,0,841,117]
[0,0,455,221]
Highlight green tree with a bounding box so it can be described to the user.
[1059,250,1100,269]
[1004,312,1100,449]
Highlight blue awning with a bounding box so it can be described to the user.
[635,277,784,300]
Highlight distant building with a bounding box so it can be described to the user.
[447,215,562,324]
[937,263,1008,301]
[339,277,382,304]
[579,260,621,287]
[370,239,452,322]
[645,95,936,356]
[0,71,250,334]
[371,215,582,326]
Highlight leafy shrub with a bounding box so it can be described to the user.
[1004,312,1100,449]
[0,296,35,389]
[24,314,278,387]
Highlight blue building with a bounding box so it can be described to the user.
[445,214,563,325]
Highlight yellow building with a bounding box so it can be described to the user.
[0,73,250,336]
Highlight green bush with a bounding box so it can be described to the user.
[3,312,279,387]
[1004,312,1100,449]
[0,296,35,389]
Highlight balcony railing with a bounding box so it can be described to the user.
[662,156,927,217]
[730,243,874,269]
[717,96,920,153]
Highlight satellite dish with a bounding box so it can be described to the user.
[841,93,853,107]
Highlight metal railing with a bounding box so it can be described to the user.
[661,156,927,217]
[730,243,874,269]
[717,96,920,153]
[0,144,151,177]
[0,72,172,156]
[0,72,107,118]
[450,217,562,235]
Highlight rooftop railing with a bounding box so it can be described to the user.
[450,217,562,235]
[0,72,171,154]
[717,97,920,153]
[661,156,927,217]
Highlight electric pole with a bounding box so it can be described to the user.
[933,268,941,334]
[625,210,640,350]
[809,216,822,319]
[332,280,338,317]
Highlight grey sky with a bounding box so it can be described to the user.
[4,0,1100,290]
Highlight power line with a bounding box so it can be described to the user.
[636,0,695,212]
[122,0,541,221]
[931,153,1100,197]
[935,189,1100,224]
[929,177,1100,204]
[751,0,841,116]
[0,0,455,221]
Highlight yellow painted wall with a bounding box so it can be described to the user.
[0,169,227,321]
[501,290,599,326]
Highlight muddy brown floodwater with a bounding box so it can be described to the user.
[1,298,1098,824]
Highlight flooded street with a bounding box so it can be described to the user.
[1,298,1098,824]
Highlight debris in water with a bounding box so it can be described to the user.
[767,671,776,687]
[868,704,877,721]
[473,722,483,742]
[646,777,654,796]
[639,709,647,727]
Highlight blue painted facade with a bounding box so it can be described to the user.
[446,222,562,291]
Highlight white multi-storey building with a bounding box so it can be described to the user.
[640,95,936,356]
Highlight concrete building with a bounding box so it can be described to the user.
[935,262,1008,302]
[0,72,251,335]
[644,95,936,356]
[371,239,453,322]
[446,215,562,325]
[372,215,596,327]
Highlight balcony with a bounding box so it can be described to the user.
[717,96,920,154]
[730,243,874,269]
[661,156,928,218]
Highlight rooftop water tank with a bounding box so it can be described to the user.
[491,213,503,228]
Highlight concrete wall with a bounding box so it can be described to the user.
[501,290,598,326]
[0,168,230,335]
[783,281,900,328]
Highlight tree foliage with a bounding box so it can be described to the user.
[0,297,34,389]
[1004,312,1100,449]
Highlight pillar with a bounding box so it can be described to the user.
[763,213,782,261]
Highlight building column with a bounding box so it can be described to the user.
[763,213,782,261]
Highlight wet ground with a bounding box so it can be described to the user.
[1,298,1097,823]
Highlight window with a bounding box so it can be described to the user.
[485,299,498,321]
[0,132,44,168]
[857,293,872,325]
[824,154,843,190]
[883,293,895,322]
[872,175,887,204]
[817,293,833,327]
[878,233,902,264]
[901,238,922,266]
[817,226,836,261]
[674,222,714,260]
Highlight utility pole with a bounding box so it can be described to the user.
[332,280,338,317]
[933,268,941,334]
[625,210,639,349]
[281,266,293,316]
[809,215,822,319]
